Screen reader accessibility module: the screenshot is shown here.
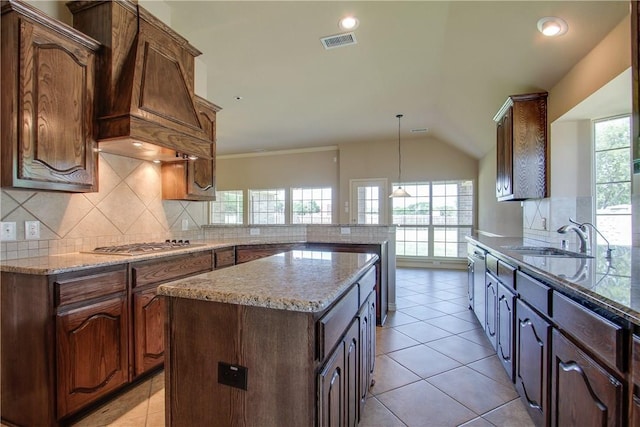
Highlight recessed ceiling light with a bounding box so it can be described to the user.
[411,128,429,133]
[132,141,143,147]
[153,160,161,164]
[235,96,243,101]
[338,15,359,31]
[537,17,568,37]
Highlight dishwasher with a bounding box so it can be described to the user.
[467,245,486,325]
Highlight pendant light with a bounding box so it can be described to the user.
[389,114,411,197]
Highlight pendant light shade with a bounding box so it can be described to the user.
[389,114,411,198]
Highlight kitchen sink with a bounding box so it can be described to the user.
[501,246,594,258]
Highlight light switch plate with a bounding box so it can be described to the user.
[340,227,351,235]
[250,228,260,236]
[181,219,189,231]
[1,222,17,241]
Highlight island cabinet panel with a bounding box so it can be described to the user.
[550,329,624,427]
[359,291,376,418]
[319,341,346,427]
[165,298,316,427]
[318,286,359,360]
[1,1,100,192]
[515,299,551,427]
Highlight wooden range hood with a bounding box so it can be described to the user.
[67,0,213,162]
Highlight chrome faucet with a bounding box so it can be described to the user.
[557,218,613,259]
[557,218,589,253]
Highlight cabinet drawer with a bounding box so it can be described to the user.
[358,267,376,306]
[552,292,625,372]
[214,247,235,269]
[497,260,516,290]
[132,252,212,288]
[55,268,127,307]
[317,285,359,361]
[516,271,551,317]
[486,254,499,276]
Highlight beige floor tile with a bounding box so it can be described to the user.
[481,399,536,427]
[393,321,452,343]
[376,327,420,354]
[398,305,448,320]
[457,328,494,349]
[387,344,461,378]
[370,354,421,395]
[377,380,477,427]
[427,366,519,415]
[424,315,480,334]
[382,311,421,327]
[425,335,495,364]
[466,355,514,386]
[458,416,496,427]
[358,397,406,427]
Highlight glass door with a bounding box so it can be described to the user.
[349,179,387,224]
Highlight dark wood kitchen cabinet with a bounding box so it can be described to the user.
[1,265,129,426]
[235,243,303,264]
[485,271,498,350]
[631,335,640,426]
[514,271,552,427]
[551,329,624,427]
[493,92,548,201]
[214,246,236,269]
[131,251,213,377]
[497,281,516,381]
[1,0,100,192]
[56,293,129,417]
[162,96,221,201]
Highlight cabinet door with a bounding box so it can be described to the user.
[497,282,516,381]
[344,319,359,427]
[319,342,345,427]
[133,287,165,376]
[358,293,375,418]
[56,295,128,417]
[496,107,513,199]
[485,272,498,350]
[467,259,474,309]
[551,329,624,427]
[1,16,98,192]
[515,300,551,427]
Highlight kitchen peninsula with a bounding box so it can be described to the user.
[158,250,378,426]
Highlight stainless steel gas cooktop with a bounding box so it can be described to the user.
[87,240,202,256]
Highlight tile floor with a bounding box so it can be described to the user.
[64,267,535,426]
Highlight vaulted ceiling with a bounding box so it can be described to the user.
[165,1,630,158]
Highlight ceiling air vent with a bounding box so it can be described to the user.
[320,32,357,50]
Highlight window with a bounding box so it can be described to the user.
[291,187,332,224]
[357,186,381,224]
[392,180,473,258]
[594,115,631,246]
[210,190,243,224]
[249,189,286,224]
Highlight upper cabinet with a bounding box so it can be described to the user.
[1,0,100,192]
[494,92,548,201]
[67,0,214,162]
[162,96,221,201]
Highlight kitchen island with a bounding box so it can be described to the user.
[158,250,378,427]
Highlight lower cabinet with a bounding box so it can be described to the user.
[359,292,375,417]
[551,329,624,427]
[497,281,516,381]
[632,335,640,426]
[319,338,346,427]
[133,287,166,376]
[56,294,129,418]
[485,272,498,350]
[515,299,551,426]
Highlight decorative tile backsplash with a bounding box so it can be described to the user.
[522,196,594,250]
[0,153,208,260]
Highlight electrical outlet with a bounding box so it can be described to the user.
[181,219,188,231]
[25,221,40,239]
[218,362,248,390]
[340,227,351,235]
[1,222,16,241]
[250,228,260,236]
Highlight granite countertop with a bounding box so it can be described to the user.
[0,238,387,275]
[158,250,378,312]
[467,235,640,326]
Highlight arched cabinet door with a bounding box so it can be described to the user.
[1,3,100,192]
[56,295,129,417]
